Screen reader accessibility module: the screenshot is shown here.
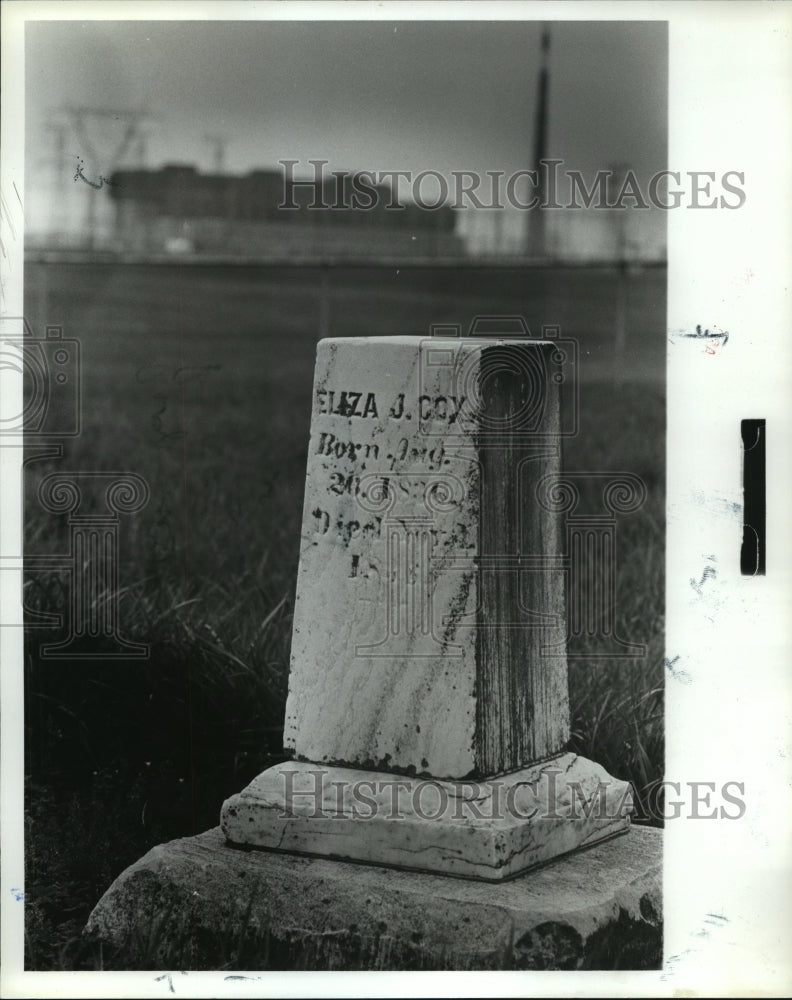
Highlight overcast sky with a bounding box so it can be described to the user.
[27,20,666,175]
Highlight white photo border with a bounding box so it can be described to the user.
[2,2,791,997]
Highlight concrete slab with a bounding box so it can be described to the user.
[84,824,662,970]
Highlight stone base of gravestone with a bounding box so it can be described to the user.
[84,825,662,971]
[220,753,633,881]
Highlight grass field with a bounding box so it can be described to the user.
[21,260,666,969]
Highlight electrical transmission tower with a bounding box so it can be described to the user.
[43,121,70,238]
[55,106,153,249]
[203,134,230,174]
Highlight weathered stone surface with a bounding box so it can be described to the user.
[84,825,662,970]
[220,753,632,880]
[285,336,569,779]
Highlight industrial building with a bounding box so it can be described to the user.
[108,165,463,258]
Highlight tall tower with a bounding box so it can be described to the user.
[44,120,70,239]
[60,106,151,249]
[528,26,551,258]
[204,135,230,174]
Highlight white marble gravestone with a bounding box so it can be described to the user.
[221,336,632,880]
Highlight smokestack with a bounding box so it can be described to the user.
[528,27,551,257]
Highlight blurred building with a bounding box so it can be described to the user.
[108,165,463,258]
[459,205,665,263]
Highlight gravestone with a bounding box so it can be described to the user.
[221,335,633,879]
[86,332,660,967]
